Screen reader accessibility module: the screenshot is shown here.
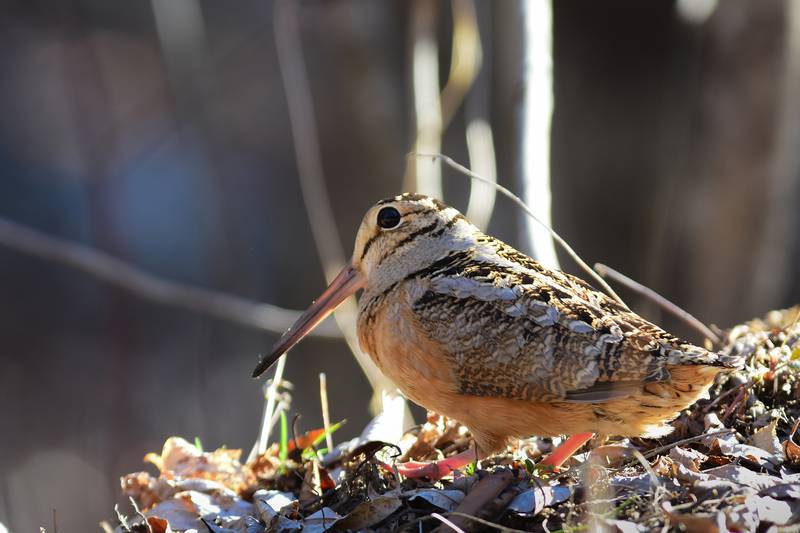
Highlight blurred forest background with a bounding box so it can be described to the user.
[2,0,800,531]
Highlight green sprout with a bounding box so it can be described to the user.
[279,410,289,465]
[464,461,476,476]
[300,420,344,461]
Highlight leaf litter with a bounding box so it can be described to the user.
[113,306,800,532]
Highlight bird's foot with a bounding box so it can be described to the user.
[538,432,594,472]
[381,433,593,478]
[383,449,479,479]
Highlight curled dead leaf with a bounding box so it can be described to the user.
[784,419,800,465]
[336,491,402,530]
[146,516,172,533]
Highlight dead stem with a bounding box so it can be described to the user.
[642,429,735,459]
[249,354,288,461]
[0,217,341,338]
[319,373,334,453]
[594,263,720,344]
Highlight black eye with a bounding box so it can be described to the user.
[376,206,402,229]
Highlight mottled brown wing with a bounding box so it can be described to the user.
[409,249,711,403]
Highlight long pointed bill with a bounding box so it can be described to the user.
[252,264,365,378]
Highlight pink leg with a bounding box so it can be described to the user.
[539,432,594,471]
[383,449,480,479]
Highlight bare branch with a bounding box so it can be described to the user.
[594,263,720,344]
[0,216,341,338]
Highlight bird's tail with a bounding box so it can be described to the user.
[664,341,745,370]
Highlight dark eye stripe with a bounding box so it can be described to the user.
[376,219,441,266]
[360,233,379,262]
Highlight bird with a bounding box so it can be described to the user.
[252,193,742,478]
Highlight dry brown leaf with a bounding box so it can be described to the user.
[663,502,726,533]
[146,516,172,533]
[750,419,782,457]
[785,419,800,465]
[669,446,708,472]
[142,437,255,494]
[336,491,402,530]
[299,461,322,508]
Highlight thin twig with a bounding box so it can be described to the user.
[113,504,130,531]
[0,217,341,338]
[249,354,288,461]
[412,153,630,310]
[642,429,735,459]
[703,380,753,413]
[319,372,334,452]
[444,512,531,533]
[595,263,720,344]
[128,498,151,533]
[432,513,466,533]
[721,387,747,423]
[631,449,661,489]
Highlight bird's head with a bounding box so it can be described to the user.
[352,193,471,287]
[252,193,474,377]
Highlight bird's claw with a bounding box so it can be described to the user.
[379,451,477,480]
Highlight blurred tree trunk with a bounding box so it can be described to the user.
[685,0,789,326]
[750,1,800,314]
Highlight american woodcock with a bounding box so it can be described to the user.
[253,193,742,478]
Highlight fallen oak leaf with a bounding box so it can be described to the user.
[143,437,254,493]
[669,446,707,472]
[405,489,465,512]
[662,502,726,533]
[704,464,782,491]
[300,507,342,533]
[750,419,783,458]
[336,490,402,530]
[299,461,322,508]
[506,482,572,516]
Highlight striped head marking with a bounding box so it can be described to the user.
[352,193,473,289]
[252,193,475,378]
